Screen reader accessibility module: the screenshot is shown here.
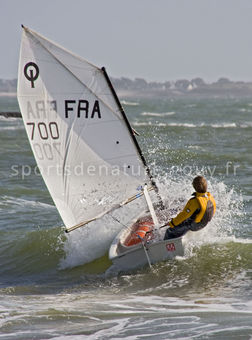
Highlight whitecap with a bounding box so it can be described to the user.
[239,108,252,112]
[211,123,237,128]
[0,195,55,210]
[141,111,175,117]
[132,122,153,127]
[240,122,252,128]
[121,100,139,106]
[0,125,24,131]
[167,122,197,128]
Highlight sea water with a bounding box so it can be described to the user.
[0,94,251,339]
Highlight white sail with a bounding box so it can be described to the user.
[17,26,150,231]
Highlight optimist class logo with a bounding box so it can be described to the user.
[24,62,39,88]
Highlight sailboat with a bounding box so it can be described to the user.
[17,26,184,271]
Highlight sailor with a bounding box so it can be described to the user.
[164,176,216,239]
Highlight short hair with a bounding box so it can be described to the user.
[192,176,207,193]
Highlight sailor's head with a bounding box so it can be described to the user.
[192,176,207,193]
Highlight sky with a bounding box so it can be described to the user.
[1,0,252,83]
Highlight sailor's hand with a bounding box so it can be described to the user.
[160,220,176,229]
[159,222,170,229]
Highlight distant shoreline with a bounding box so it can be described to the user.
[2,76,252,99]
[0,92,17,97]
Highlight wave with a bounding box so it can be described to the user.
[210,122,252,128]
[133,122,197,128]
[141,111,175,117]
[0,226,64,281]
[133,121,252,128]
[0,116,20,122]
[167,122,198,128]
[121,100,139,106]
[133,121,166,127]
[211,123,237,128]
[240,121,252,128]
[239,108,252,112]
[0,288,251,340]
[0,195,55,211]
[186,104,197,108]
[169,122,239,128]
[0,125,24,131]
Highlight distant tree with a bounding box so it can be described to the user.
[191,78,205,87]
[217,77,231,84]
[133,78,148,89]
[175,79,190,91]
[148,81,163,90]
[0,79,4,92]
[0,78,17,92]
[11,79,17,88]
[164,81,171,90]
[111,77,134,90]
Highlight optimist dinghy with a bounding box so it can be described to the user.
[17,26,184,271]
[109,187,184,271]
[109,214,184,271]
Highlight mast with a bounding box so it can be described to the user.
[101,67,163,205]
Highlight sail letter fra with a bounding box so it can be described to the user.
[78,100,89,118]
[65,100,101,119]
[91,100,101,118]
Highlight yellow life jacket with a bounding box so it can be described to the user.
[191,192,216,230]
[170,192,216,230]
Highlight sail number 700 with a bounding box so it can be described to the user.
[27,122,59,140]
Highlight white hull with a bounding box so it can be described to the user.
[109,224,184,271]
